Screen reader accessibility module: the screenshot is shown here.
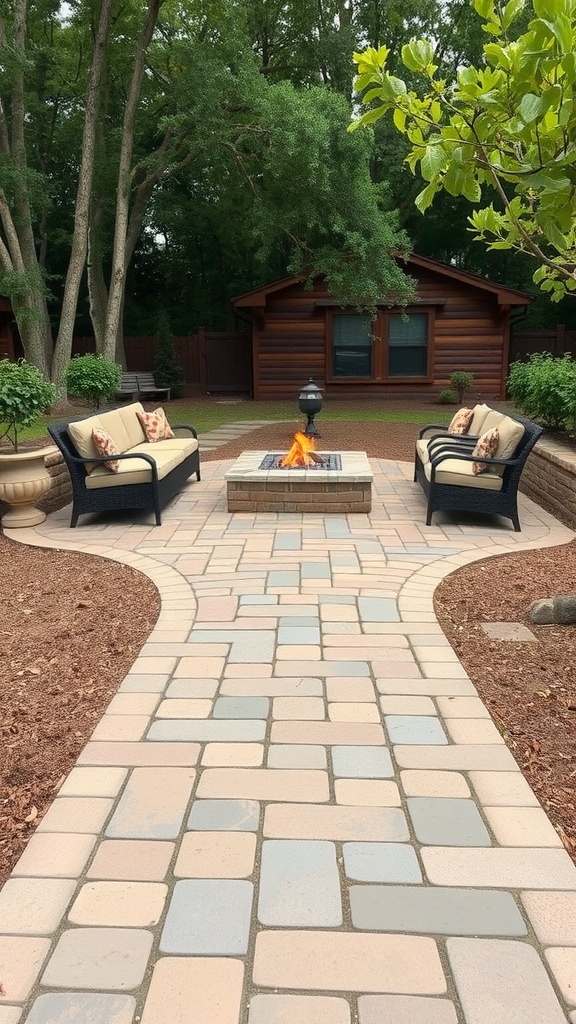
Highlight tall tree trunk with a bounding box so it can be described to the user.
[102,0,163,362]
[50,0,114,386]
[87,210,109,354]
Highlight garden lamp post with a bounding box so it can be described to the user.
[298,377,323,438]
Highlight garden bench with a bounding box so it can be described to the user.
[48,402,200,527]
[414,404,543,531]
[115,372,171,403]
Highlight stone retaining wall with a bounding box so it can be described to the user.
[39,449,72,515]
[520,436,576,530]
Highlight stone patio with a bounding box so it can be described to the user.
[1,448,576,1024]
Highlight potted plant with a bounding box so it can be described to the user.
[0,358,59,528]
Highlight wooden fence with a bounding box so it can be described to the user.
[72,331,252,395]
[510,324,576,363]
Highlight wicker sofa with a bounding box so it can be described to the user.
[48,402,200,527]
[414,404,543,531]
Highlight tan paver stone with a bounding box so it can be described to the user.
[155,699,213,719]
[0,936,50,1002]
[0,1008,21,1024]
[68,881,167,927]
[196,768,329,803]
[521,892,576,945]
[140,956,244,1024]
[484,806,562,847]
[0,878,76,935]
[271,722,385,745]
[248,994,351,1023]
[320,605,359,622]
[264,804,408,841]
[36,796,113,833]
[174,831,257,878]
[197,596,238,620]
[41,927,153,990]
[252,930,446,993]
[106,693,160,715]
[324,635,409,649]
[380,696,436,715]
[376,679,477,696]
[329,703,379,723]
[107,767,195,839]
[224,664,272,678]
[277,645,322,660]
[221,678,322,696]
[370,660,422,679]
[90,715,150,741]
[174,657,226,677]
[447,937,568,1024]
[326,680,376,702]
[446,719,505,745]
[131,657,177,674]
[394,744,516,770]
[59,767,128,797]
[202,743,264,766]
[545,948,576,1005]
[12,832,97,878]
[87,840,174,880]
[469,771,540,807]
[423,847,576,889]
[358,995,458,1024]
[78,741,200,766]
[335,779,401,806]
[273,697,326,720]
[436,696,491,719]
[400,770,471,798]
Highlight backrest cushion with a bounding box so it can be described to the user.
[469,404,492,435]
[495,416,525,460]
[92,427,120,472]
[471,426,500,475]
[68,403,146,464]
[448,407,474,435]
[136,407,175,443]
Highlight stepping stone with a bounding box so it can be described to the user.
[480,622,538,641]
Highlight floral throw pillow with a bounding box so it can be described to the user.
[448,407,474,435]
[136,407,175,443]
[92,427,120,472]
[471,426,500,475]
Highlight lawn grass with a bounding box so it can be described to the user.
[16,396,455,444]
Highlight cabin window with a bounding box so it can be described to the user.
[328,308,432,383]
[388,312,429,377]
[332,315,373,378]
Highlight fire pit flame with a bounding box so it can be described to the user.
[279,431,323,469]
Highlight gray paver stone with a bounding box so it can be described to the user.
[25,994,136,1024]
[188,799,260,831]
[278,627,321,644]
[408,797,492,846]
[343,843,422,883]
[268,745,327,769]
[160,879,253,953]
[350,886,526,935]
[213,697,270,719]
[385,716,447,745]
[332,746,394,779]
[258,840,342,926]
[358,597,400,622]
[41,928,153,990]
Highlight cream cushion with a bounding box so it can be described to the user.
[469,404,492,435]
[492,416,524,476]
[85,436,198,489]
[425,457,503,490]
[416,436,467,465]
[68,403,147,466]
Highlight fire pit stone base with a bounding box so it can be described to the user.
[225,450,373,514]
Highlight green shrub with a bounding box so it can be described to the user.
[153,312,185,398]
[65,354,122,411]
[0,358,59,451]
[437,389,456,404]
[507,352,576,430]
[449,371,474,404]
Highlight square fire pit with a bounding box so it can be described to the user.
[225,450,373,513]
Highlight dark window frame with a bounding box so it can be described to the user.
[326,307,435,384]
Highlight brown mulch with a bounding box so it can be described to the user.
[1,416,575,885]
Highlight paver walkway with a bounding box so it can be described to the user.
[2,448,576,1024]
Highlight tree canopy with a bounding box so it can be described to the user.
[351,0,576,301]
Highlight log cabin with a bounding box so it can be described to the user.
[231,254,530,401]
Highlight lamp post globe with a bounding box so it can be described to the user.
[298,377,323,438]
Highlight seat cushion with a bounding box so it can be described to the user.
[84,438,197,489]
[417,436,472,466]
[425,457,503,490]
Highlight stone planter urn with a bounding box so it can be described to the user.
[0,445,56,527]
